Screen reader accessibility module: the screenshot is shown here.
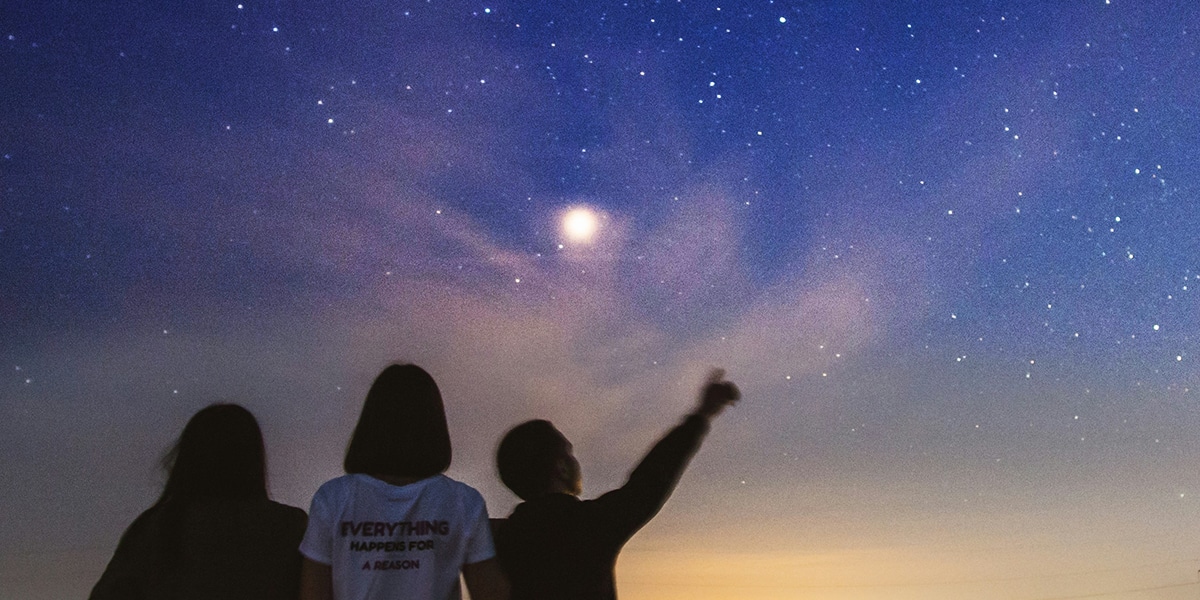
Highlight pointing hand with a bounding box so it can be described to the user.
[695,368,740,420]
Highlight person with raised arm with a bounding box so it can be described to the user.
[494,369,740,600]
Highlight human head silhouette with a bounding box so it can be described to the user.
[159,403,268,504]
[496,419,581,500]
[343,363,452,479]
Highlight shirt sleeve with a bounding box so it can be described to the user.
[591,414,711,541]
[462,490,496,564]
[298,484,334,565]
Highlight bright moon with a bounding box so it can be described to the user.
[562,208,599,243]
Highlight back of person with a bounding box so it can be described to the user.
[497,495,626,599]
[298,364,508,600]
[89,403,307,600]
[172,499,307,599]
[494,371,740,600]
[92,498,306,600]
[302,473,493,600]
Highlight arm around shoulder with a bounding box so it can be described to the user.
[298,558,333,600]
[463,558,510,600]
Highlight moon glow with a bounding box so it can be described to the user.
[562,207,599,243]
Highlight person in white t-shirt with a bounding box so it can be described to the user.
[299,364,509,600]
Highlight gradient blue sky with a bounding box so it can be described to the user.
[4,1,1200,598]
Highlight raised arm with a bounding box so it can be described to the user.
[596,369,740,535]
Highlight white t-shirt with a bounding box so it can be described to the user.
[300,474,495,600]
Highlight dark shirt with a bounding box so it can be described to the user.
[496,414,710,600]
[89,498,307,600]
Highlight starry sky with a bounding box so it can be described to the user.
[4,1,1200,598]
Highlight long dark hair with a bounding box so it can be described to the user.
[343,364,452,479]
[155,403,269,562]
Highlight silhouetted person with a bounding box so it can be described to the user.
[89,403,307,600]
[494,369,740,600]
[298,364,508,600]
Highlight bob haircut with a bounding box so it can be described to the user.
[343,364,452,479]
[496,419,569,500]
[159,403,268,504]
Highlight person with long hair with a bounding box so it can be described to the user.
[90,403,308,599]
[298,364,508,600]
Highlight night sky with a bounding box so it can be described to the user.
[5,1,1200,598]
